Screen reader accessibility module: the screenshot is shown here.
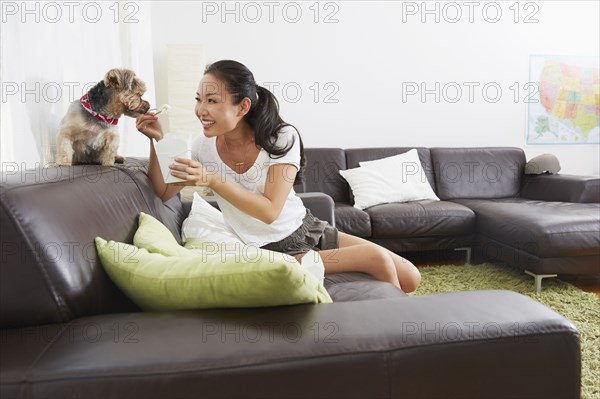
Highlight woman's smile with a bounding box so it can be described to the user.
[201,119,215,130]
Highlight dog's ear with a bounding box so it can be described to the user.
[104,69,122,88]
[104,69,137,90]
[104,68,122,87]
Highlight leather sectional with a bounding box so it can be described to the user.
[0,153,587,398]
[296,147,600,291]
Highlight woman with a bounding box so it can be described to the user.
[136,60,421,293]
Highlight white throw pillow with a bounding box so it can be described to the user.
[181,192,244,244]
[339,149,439,210]
[181,192,325,282]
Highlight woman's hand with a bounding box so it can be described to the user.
[136,113,164,141]
[169,158,216,187]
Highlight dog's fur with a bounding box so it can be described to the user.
[55,69,150,166]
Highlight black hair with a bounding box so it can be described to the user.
[203,60,305,185]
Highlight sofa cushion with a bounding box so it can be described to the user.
[302,148,349,202]
[430,148,526,200]
[334,203,372,237]
[520,174,600,203]
[365,200,476,239]
[369,236,476,254]
[324,272,407,301]
[455,198,600,258]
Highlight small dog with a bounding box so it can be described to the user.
[55,68,150,166]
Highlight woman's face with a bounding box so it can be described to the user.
[195,73,246,137]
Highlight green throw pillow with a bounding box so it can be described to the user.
[95,214,332,311]
[133,212,192,257]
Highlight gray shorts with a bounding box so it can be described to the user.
[260,209,339,256]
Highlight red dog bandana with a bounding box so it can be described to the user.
[80,93,118,125]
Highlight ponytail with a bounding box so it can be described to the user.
[203,61,306,184]
[248,85,305,183]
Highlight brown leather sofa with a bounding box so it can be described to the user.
[0,156,583,398]
[298,147,600,291]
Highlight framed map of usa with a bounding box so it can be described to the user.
[527,55,599,145]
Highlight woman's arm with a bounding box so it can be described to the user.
[136,113,182,202]
[148,140,183,202]
[169,159,297,224]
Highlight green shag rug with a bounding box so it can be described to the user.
[414,263,599,399]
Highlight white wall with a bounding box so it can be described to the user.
[150,1,599,175]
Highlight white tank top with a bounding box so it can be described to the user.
[191,126,306,247]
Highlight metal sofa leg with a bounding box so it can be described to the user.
[524,270,558,294]
[454,247,472,265]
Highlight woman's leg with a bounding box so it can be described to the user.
[297,232,421,293]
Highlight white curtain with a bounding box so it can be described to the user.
[0,1,156,170]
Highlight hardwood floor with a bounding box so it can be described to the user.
[558,274,600,299]
[408,250,600,299]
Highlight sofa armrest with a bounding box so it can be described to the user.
[520,174,600,203]
[0,291,579,399]
[297,192,335,226]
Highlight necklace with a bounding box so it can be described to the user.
[223,136,254,168]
